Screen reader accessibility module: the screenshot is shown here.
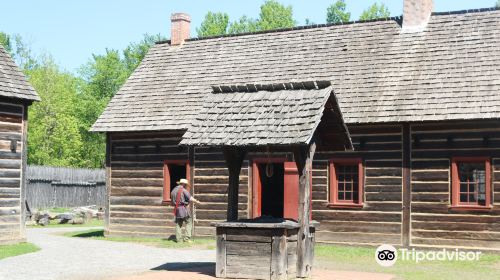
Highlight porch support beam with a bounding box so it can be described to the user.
[223,146,247,222]
[294,141,316,278]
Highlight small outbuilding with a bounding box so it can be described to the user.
[0,45,40,244]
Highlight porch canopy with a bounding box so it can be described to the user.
[180,80,352,278]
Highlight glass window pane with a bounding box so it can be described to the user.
[338,192,344,200]
[345,192,352,200]
[460,183,467,193]
[460,194,468,203]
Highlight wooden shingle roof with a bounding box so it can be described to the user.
[92,9,500,132]
[180,81,350,147]
[0,45,39,102]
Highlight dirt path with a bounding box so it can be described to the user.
[0,227,395,280]
[0,227,214,280]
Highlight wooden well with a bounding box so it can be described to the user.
[214,220,317,280]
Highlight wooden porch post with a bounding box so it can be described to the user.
[223,147,246,221]
[294,142,316,278]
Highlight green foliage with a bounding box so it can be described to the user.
[76,33,164,168]
[196,12,230,37]
[496,0,500,8]
[0,31,165,168]
[0,32,12,53]
[315,244,500,280]
[200,0,296,37]
[27,57,85,167]
[0,243,40,260]
[257,0,296,30]
[359,2,390,21]
[64,229,215,249]
[326,0,351,24]
[228,16,259,34]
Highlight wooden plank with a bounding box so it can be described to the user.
[412,221,500,232]
[216,230,226,278]
[271,235,287,280]
[411,170,449,182]
[411,182,449,192]
[402,123,411,247]
[294,142,315,278]
[313,210,401,222]
[316,231,401,245]
[112,178,163,188]
[318,221,401,234]
[411,237,500,249]
[226,241,271,255]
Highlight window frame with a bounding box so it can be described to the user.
[162,159,190,203]
[450,157,492,210]
[328,158,364,209]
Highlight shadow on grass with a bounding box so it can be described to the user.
[72,230,104,238]
[152,262,215,277]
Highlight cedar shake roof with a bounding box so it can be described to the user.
[180,82,352,147]
[92,9,500,132]
[0,45,40,102]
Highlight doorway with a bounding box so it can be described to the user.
[168,164,187,191]
[258,162,284,218]
[252,159,300,220]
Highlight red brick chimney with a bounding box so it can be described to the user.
[403,0,433,32]
[171,13,191,46]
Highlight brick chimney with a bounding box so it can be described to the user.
[171,13,191,46]
[403,0,433,32]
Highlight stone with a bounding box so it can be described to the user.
[55,213,74,224]
[38,216,50,226]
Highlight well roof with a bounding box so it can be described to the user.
[180,81,350,147]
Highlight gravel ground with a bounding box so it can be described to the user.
[0,227,214,280]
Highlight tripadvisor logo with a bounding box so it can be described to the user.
[375,244,397,267]
[375,244,482,267]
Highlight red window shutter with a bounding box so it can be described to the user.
[284,162,299,220]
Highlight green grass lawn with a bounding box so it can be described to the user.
[28,218,104,228]
[0,243,40,260]
[61,229,500,279]
[315,244,500,280]
[63,229,215,250]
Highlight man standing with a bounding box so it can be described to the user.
[171,178,200,242]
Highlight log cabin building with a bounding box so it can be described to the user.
[92,1,500,251]
[0,45,40,244]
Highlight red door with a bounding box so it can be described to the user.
[252,160,312,221]
[283,162,299,220]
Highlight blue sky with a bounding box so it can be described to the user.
[1,0,496,72]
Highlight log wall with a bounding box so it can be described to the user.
[107,131,187,238]
[313,124,403,246]
[410,121,500,250]
[107,120,500,250]
[0,101,26,244]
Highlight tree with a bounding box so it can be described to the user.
[197,12,230,37]
[0,32,12,53]
[123,34,163,73]
[359,2,390,21]
[27,56,85,167]
[228,16,259,34]
[199,0,297,36]
[496,0,500,8]
[326,0,351,24]
[77,34,163,167]
[257,0,296,30]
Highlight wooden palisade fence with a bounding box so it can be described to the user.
[26,165,106,209]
